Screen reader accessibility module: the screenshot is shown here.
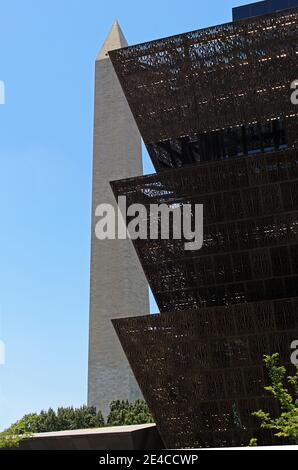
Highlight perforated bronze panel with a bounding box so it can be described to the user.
[113,298,298,448]
[109,8,298,449]
[111,149,298,312]
[109,8,298,170]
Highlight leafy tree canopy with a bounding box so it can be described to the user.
[252,353,298,444]
[107,400,154,427]
[0,405,104,448]
[0,400,153,448]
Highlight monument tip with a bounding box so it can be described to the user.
[96,21,128,61]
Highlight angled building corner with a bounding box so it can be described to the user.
[108,7,298,448]
[88,21,149,416]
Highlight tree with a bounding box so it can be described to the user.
[107,400,154,426]
[0,405,105,448]
[0,400,153,448]
[252,353,298,444]
[0,428,30,449]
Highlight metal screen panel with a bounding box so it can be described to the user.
[111,149,298,312]
[108,8,298,449]
[110,8,298,170]
[113,299,298,448]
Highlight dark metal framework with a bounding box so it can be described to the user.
[111,149,298,312]
[113,299,298,448]
[110,8,298,170]
[108,7,298,448]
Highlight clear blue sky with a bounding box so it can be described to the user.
[0,0,250,430]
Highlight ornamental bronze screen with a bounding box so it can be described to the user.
[108,8,298,449]
[109,8,298,170]
[113,299,298,448]
[111,149,298,313]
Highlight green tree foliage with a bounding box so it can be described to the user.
[248,438,258,447]
[107,400,154,426]
[0,400,153,448]
[11,406,104,434]
[252,353,298,444]
[0,405,104,448]
[0,429,30,449]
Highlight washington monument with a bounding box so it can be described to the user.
[88,22,149,416]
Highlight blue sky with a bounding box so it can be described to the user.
[0,0,250,430]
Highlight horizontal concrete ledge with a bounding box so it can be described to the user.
[18,423,164,450]
[31,423,156,438]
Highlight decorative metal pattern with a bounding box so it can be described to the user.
[111,149,298,312]
[109,8,298,170]
[113,298,298,448]
[109,8,298,449]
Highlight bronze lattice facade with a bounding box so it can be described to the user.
[113,299,298,448]
[110,8,298,170]
[108,7,298,448]
[111,149,298,312]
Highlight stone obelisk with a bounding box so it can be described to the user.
[88,22,149,416]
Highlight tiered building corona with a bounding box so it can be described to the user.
[107,7,298,447]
